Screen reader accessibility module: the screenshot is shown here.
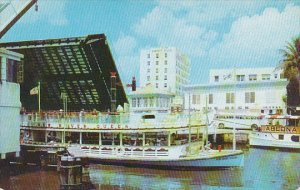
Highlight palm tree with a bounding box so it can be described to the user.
[281,36,300,114]
[282,37,300,79]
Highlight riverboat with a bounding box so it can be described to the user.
[249,115,300,149]
[20,111,244,169]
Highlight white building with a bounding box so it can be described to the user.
[0,48,23,159]
[140,47,190,95]
[184,67,288,115]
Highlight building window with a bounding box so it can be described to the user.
[245,92,255,103]
[249,74,257,81]
[262,74,270,80]
[156,53,159,58]
[147,76,150,81]
[156,76,158,80]
[156,61,159,65]
[274,74,278,79]
[226,93,235,104]
[165,53,167,58]
[236,75,245,82]
[137,98,141,107]
[147,61,150,66]
[147,54,150,58]
[192,95,200,104]
[214,76,219,82]
[156,68,159,73]
[144,98,148,107]
[209,94,213,104]
[156,83,158,88]
[164,83,167,88]
[147,69,150,73]
[164,75,167,80]
[132,98,136,107]
[149,97,154,107]
[164,68,167,73]
[6,59,18,83]
[165,60,167,65]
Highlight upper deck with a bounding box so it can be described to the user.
[20,111,203,132]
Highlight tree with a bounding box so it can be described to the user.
[281,36,300,114]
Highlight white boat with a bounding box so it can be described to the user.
[20,111,244,169]
[214,111,262,130]
[249,115,300,149]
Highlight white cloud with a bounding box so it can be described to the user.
[113,34,137,56]
[134,6,218,57]
[113,35,139,87]
[115,55,140,88]
[208,4,300,69]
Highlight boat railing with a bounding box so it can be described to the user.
[21,113,201,129]
[20,112,202,129]
[78,144,186,158]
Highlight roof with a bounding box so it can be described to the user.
[128,84,175,97]
[0,34,128,111]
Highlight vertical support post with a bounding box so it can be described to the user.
[38,81,41,113]
[205,95,209,145]
[188,93,191,143]
[110,72,117,113]
[168,132,171,146]
[120,133,123,146]
[142,133,145,146]
[79,132,82,145]
[99,132,102,146]
[45,131,48,143]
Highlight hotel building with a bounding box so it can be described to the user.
[184,67,288,115]
[139,47,190,95]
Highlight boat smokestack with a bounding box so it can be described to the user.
[132,77,136,91]
[110,72,117,113]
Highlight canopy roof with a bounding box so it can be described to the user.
[0,34,128,111]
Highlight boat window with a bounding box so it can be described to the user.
[278,134,284,140]
[82,132,99,145]
[291,135,299,142]
[142,114,155,119]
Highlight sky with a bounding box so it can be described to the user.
[1,0,300,86]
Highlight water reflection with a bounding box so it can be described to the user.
[89,164,243,189]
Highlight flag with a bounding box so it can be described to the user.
[30,86,39,95]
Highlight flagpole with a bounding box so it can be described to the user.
[38,81,41,113]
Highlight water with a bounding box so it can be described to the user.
[0,147,299,190]
[88,147,300,190]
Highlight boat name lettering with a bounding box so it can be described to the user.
[262,126,300,134]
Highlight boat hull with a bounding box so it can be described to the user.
[249,132,300,150]
[87,151,244,169]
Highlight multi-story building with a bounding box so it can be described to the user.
[140,47,190,95]
[0,48,23,159]
[184,67,288,115]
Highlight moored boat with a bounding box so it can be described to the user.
[20,111,244,169]
[249,115,300,150]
